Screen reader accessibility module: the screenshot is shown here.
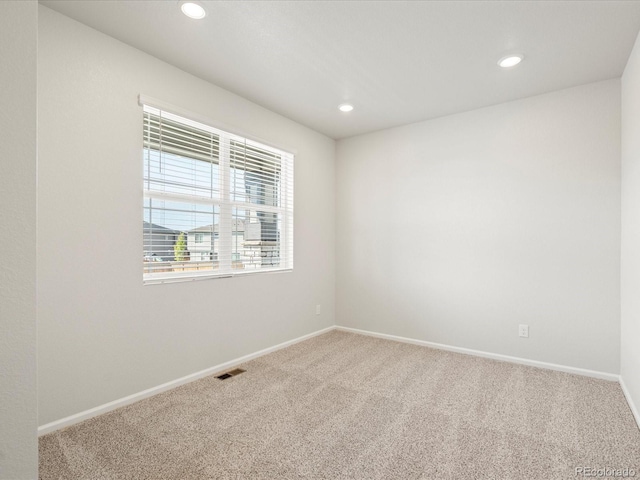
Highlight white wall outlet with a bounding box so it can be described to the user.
[316,305,321,315]
[519,324,529,338]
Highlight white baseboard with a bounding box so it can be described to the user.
[38,326,335,436]
[336,326,620,382]
[620,375,640,430]
[39,324,629,437]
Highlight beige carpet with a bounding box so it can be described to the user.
[39,331,640,479]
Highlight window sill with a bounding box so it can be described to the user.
[143,267,293,285]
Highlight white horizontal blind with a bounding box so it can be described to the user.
[142,104,294,284]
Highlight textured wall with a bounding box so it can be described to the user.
[0,1,38,478]
[38,6,335,426]
[336,80,621,374]
[621,30,640,421]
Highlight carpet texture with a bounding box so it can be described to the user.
[39,331,640,479]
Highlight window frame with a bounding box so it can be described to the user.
[140,96,294,285]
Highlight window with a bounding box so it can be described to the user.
[142,103,294,284]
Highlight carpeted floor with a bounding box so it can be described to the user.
[39,331,640,479]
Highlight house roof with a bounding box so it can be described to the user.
[188,219,245,233]
[143,221,179,234]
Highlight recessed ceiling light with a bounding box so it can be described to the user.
[339,103,354,113]
[180,1,206,19]
[498,54,523,68]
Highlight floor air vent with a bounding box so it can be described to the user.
[216,368,246,380]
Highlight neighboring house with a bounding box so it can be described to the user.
[143,221,179,261]
[186,218,281,269]
[187,219,246,263]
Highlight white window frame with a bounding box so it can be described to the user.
[140,96,294,285]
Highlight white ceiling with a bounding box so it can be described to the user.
[41,1,640,139]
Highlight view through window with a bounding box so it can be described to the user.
[142,105,294,284]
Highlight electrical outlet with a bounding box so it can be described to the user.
[316,305,321,315]
[519,324,529,338]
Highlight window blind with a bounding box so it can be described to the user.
[142,104,294,284]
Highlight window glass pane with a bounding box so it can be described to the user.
[144,148,220,199]
[230,140,281,207]
[232,207,283,271]
[143,200,219,274]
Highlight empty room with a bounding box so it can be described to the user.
[2,0,640,478]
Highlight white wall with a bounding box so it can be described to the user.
[37,6,335,426]
[621,31,640,420]
[0,1,38,477]
[336,79,621,374]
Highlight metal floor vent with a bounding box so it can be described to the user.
[216,368,246,380]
